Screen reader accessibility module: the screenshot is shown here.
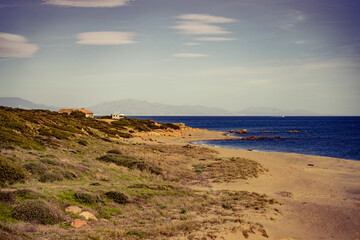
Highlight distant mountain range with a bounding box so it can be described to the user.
[0,97,59,111]
[0,97,321,116]
[87,99,234,116]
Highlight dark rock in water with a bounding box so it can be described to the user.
[229,130,234,133]
[236,129,247,134]
[260,131,276,133]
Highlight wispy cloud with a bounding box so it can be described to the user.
[172,21,231,35]
[172,14,237,35]
[279,10,306,30]
[195,37,237,41]
[76,31,137,45]
[173,53,207,58]
[184,42,201,46]
[0,33,38,59]
[43,0,133,8]
[176,14,238,24]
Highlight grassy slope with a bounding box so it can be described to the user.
[0,107,277,239]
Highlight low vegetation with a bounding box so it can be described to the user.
[0,156,26,187]
[0,107,276,239]
[12,200,64,225]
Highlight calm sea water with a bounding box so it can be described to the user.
[134,116,360,161]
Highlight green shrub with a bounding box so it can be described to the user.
[59,170,77,180]
[23,162,47,175]
[0,127,44,150]
[77,140,88,146]
[96,154,162,175]
[107,149,121,154]
[0,191,15,203]
[104,191,128,204]
[99,115,111,119]
[0,157,26,187]
[117,132,132,138]
[38,127,71,140]
[74,192,99,204]
[15,189,39,200]
[39,172,64,183]
[101,138,112,142]
[69,110,86,118]
[111,117,180,132]
[39,158,59,166]
[12,200,63,225]
[0,202,15,223]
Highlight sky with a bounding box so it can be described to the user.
[0,0,359,115]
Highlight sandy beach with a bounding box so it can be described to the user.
[135,128,360,240]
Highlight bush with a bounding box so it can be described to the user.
[77,140,88,146]
[101,138,112,142]
[39,158,59,166]
[96,154,162,175]
[69,110,86,118]
[14,189,39,200]
[106,149,121,154]
[12,200,63,224]
[23,162,47,175]
[104,191,128,204]
[0,157,26,187]
[99,115,111,119]
[39,172,64,183]
[59,170,77,180]
[74,192,99,204]
[0,191,15,202]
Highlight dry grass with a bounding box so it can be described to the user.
[201,157,268,183]
[0,110,276,239]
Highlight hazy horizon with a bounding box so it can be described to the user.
[1,0,359,115]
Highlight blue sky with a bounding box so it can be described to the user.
[0,0,359,115]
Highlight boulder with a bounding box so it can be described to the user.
[79,211,98,221]
[229,130,234,133]
[71,219,87,228]
[65,206,82,214]
[236,129,247,134]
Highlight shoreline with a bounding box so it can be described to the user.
[192,140,360,162]
[190,130,359,162]
[134,128,360,239]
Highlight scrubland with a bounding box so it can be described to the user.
[0,107,279,240]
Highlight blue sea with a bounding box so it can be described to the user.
[134,116,360,161]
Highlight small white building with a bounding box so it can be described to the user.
[111,113,124,120]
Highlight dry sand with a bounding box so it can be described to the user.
[135,128,360,240]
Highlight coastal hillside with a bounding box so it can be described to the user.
[0,107,277,240]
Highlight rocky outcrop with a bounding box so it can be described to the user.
[65,206,82,214]
[79,211,98,221]
[240,136,281,141]
[235,129,247,134]
[71,219,88,228]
